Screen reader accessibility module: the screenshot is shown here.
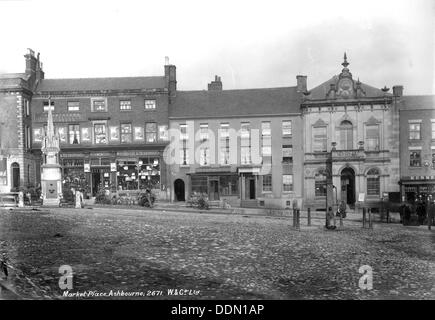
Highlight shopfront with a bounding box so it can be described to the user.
[60,150,165,198]
[189,169,239,202]
[400,176,435,203]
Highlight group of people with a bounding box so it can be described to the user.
[399,200,435,226]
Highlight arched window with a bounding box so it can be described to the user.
[367,168,380,196]
[315,168,327,197]
[340,120,353,150]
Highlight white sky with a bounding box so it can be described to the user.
[0,0,434,94]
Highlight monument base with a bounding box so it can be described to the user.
[43,198,60,207]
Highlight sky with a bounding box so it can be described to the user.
[0,0,434,95]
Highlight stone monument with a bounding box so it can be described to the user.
[41,98,62,206]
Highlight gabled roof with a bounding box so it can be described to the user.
[307,75,387,100]
[170,87,302,118]
[35,76,167,93]
[400,95,435,111]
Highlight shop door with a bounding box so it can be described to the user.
[92,170,101,196]
[209,179,219,201]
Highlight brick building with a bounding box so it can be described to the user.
[0,49,42,193]
[168,76,304,208]
[398,95,435,203]
[28,56,176,199]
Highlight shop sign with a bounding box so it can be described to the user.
[110,163,116,172]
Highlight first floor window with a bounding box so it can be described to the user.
[313,126,327,152]
[158,125,168,141]
[315,169,327,196]
[282,120,292,136]
[199,147,210,166]
[181,141,189,165]
[365,124,380,151]
[262,174,272,192]
[220,142,230,165]
[432,122,435,140]
[432,151,435,168]
[283,174,293,192]
[241,146,251,164]
[121,123,132,143]
[146,122,157,143]
[409,123,421,140]
[410,151,421,167]
[68,125,80,144]
[94,124,107,144]
[367,168,380,196]
[282,145,293,163]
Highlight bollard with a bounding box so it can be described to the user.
[362,208,366,228]
[307,208,311,226]
[296,209,300,230]
[368,208,373,229]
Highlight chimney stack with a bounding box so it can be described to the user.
[164,59,177,97]
[393,85,403,97]
[24,48,37,76]
[296,75,307,93]
[208,75,222,91]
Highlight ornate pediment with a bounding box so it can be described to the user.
[366,116,381,125]
[313,118,327,127]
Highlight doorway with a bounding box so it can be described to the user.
[91,170,101,196]
[340,167,355,207]
[209,179,219,201]
[245,176,256,200]
[174,179,185,201]
[11,162,20,190]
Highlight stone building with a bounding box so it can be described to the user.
[0,49,42,193]
[301,54,402,209]
[398,95,435,203]
[168,76,304,208]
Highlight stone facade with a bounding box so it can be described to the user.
[301,54,401,209]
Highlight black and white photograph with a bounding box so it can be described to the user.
[0,0,434,313]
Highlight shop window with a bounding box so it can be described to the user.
[315,169,327,196]
[117,161,138,191]
[137,157,160,190]
[145,122,157,143]
[367,168,380,196]
[191,175,208,194]
[219,175,238,195]
[262,174,272,192]
[283,174,293,192]
[120,123,132,143]
[410,151,421,167]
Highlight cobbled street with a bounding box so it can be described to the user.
[0,207,434,300]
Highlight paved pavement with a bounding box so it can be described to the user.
[0,207,434,299]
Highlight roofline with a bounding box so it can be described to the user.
[169,112,302,120]
[176,86,298,94]
[41,75,166,81]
